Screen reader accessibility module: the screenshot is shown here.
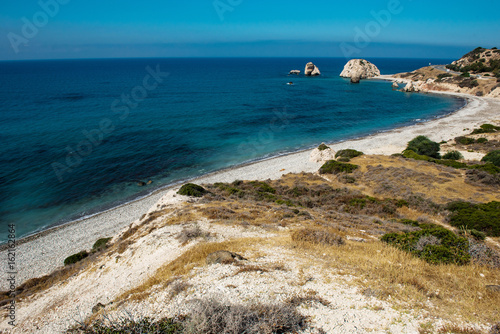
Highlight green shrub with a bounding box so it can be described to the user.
[177,183,207,197]
[471,124,500,134]
[481,150,500,167]
[64,251,89,266]
[319,160,358,174]
[381,225,470,265]
[402,150,467,168]
[458,229,487,241]
[406,136,441,159]
[92,237,111,251]
[437,73,453,80]
[447,201,500,237]
[317,143,329,151]
[470,163,500,174]
[476,138,488,144]
[336,156,351,162]
[461,72,471,77]
[455,136,475,145]
[335,149,364,159]
[442,151,464,160]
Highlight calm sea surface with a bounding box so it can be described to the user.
[0,58,464,241]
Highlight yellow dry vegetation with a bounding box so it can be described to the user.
[286,235,500,324]
[329,155,500,204]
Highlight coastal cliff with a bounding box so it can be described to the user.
[389,47,500,99]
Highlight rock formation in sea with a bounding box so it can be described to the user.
[305,62,321,76]
[289,70,300,75]
[340,59,380,80]
[350,76,361,84]
[402,81,421,93]
[392,82,399,89]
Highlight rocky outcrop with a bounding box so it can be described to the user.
[340,59,380,80]
[309,144,336,163]
[289,70,300,75]
[402,81,421,93]
[392,82,399,89]
[305,62,320,76]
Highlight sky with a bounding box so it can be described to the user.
[0,0,499,60]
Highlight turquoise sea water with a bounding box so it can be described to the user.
[0,58,464,242]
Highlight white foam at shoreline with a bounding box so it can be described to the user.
[1,92,498,290]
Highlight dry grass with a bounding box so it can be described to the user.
[117,238,260,302]
[437,324,484,334]
[285,236,500,323]
[291,227,344,246]
[332,155,500,204]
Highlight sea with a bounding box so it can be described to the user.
[0,57,465,243]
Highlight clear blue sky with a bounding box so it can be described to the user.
[1,0,499,60]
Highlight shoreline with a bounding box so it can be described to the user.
[0,92,464,251]
[2,89,499,290]
[0,89,464,250]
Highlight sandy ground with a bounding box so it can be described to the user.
[1,92,499,291]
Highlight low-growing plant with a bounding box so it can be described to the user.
[335,149,364,159]
[177,183,207,197]
[64,250,89,266]
[482,150,500,167]
[476,137,488,144]
[319,160,358,174]
[67,316,183,333]
[455,136,475,145]
[406,136,441,159]
[442,151,464,160]
[92,237,112,251]
[381,224,470,265]
[317,143,329,151]
[446,201,500,237]
[471,124,500,134]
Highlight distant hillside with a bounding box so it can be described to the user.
[447,47,500,76]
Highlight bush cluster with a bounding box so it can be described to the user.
[455,136,476,145]
[335,149,364,160]
[403,149,500,175]
[442,151,464,160]
[406,136,440,159]
[177,183,207,197]
[319,160,358,174]
[64,251,89,266]
[92,237,111,252]
[447,201,500,237]
[471,123,500,134]
[381,224,470,265]
[481,150,500,167]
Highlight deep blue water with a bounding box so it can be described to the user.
[0,57,464,242]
